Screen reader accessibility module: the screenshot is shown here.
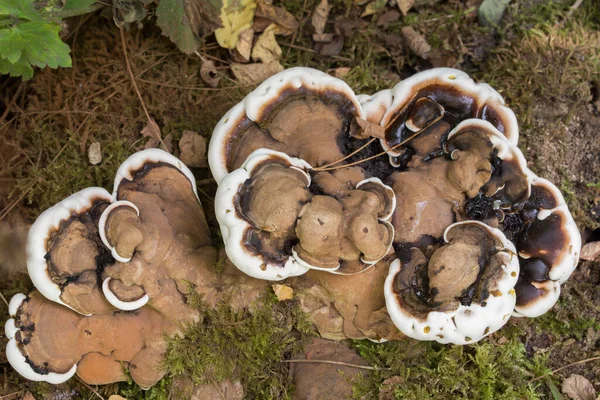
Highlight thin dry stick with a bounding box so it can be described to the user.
[0,391,24,400]
[76,376,106,400]
[284,359,387,371]
[313,115,444,172]
[528,356,600,384]
[0,290,9,308]
[0,82,25,126]
[313,94,419,171]
[119,27,166,150]
[317,137,377,170]
[566,0,583,18]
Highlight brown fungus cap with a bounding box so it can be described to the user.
[26,188,117,315]
[384,221,519,345]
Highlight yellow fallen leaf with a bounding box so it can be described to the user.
[251,24,282,63]
[215,0,257,49]
[272,284,294,301]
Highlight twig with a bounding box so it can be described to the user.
[566,0,583,18]
[0,82,25,127]
[0,290,9,309]
[527,356,600,383]
[284,359,387,371]
[313,114,443,172]
[119,28,166,150]
[76,376,106,400]
[0,391,24,400]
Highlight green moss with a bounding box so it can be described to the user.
[11,128,132,217]
[118,375,172,400]
[479,2,600,129]
[162,288,314,399]
[350,327,547,399]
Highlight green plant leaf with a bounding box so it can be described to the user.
[156,0,222,54]
[0,54,34,80]
[0,0,42,21]
[156,0,199,54]
[0,21,71,69]
[62,0,96,12]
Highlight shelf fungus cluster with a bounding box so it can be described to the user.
[4,149,267,387]
[209,67,581,344]
[4,67,581,389]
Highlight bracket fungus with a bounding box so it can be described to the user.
[209,67,581,344]
[5,66,582,391]
[4,149,267,388]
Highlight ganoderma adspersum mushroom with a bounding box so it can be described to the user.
[4,149,267,388]
[5,66,582,389]
[209,67,581,344]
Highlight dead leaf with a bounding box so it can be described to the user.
[397,0,415,15]
[162,133,173,153]
[314,34,344,56]
[234,28,254,62]
[313,32,334,43]
[328,67,351,78]
[562,374,596,400]
[141,118,162,149]
[272,284,294,301]
[361,0,387,17]
[377,9,401,26]
[215,0,257,49]
[179,131,208,168]
[379,376,403,400]
[401,26,431,59]
[108,396,127,400]
[350,117,385,139]
[254,0,298,35]
[186,0,223,37]
[581,241,600,261]
[231,60,284,86]
[251,24,282,63]
[88,142,102,165]
[312,0,331,36]
[335,18,368,37]
[200,60,221,87]
[22,393,35,400]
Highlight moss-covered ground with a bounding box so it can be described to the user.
[1,0,599,398]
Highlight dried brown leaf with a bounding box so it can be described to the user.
[377,9,401,26]
[272,284,294,301]
[200,60,221,87]
[179,130,208,168]
[88,142,102,165]
[313,32,334,43]
[234,28,254,62]
[350,117,385,139]
[361,0,387,17]
[328,67,351,78]
[254,0,298,36]
[108,396,127,400]
[314,34,344,56]
[562,374,597,400]
[401,26,431,59]
[312,0,331,36]
[335,18,369,37]
[251,24,282,63]
[141,118,162,150]
[231,60,284,86]
[581,241,600,261]
[397,0,415,15]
